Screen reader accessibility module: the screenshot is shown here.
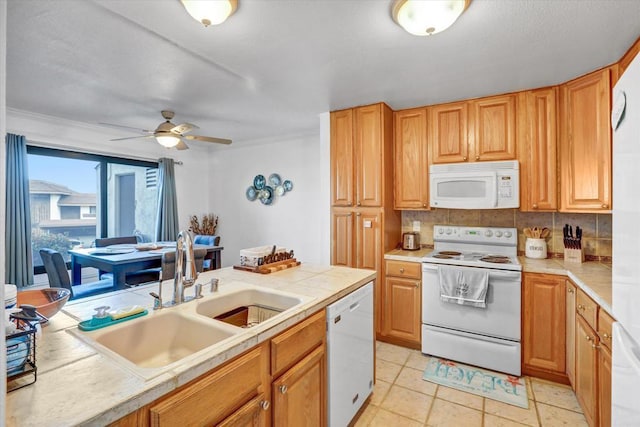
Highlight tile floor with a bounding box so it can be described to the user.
[354,342,588,427]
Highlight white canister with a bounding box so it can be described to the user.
[525,238,547,259]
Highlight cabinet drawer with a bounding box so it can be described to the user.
[149,343,268,426]
[271,309,325,378]
[576,289,598,331]
[385,260,421,279]
[598,309,615,351]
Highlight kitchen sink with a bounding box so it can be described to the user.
[196,288,304,327]
[88,310,240,369]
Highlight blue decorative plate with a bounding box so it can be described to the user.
[259,186,274,205]
[246,186,258,201]
[253,175,266,190]
[283,180,293,192]
[275,185,285,196]
[269,173,282,186]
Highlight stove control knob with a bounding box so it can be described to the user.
[495,231,503,237]
[445,228,452,235]
[484,230,493,237]
[504,231,512,238]
[438,227,444,234]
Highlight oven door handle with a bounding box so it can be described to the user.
[422,263,521,280]
[422,264,440,271]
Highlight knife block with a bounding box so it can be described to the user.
[564,248,584,263]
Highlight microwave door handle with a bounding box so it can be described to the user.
[490,172,498,208]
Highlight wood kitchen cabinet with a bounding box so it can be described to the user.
[519,87,558,211]
[330,103,401,337]
[430,101,470,164]
[598,345,612,427]
[522,273,568,383]
[576,314,599,427]
[382,260,422,348]
[559,67,612,212]
[394,108,429,209]
[470,93,518,162]
[330,103,393,208]
[566,280,577,388]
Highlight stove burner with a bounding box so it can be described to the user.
[433,254,454,259]
[439,251,461,256]
[480,255,512,264]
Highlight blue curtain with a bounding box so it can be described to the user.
[5,133,34,287]
[155,157,179,242]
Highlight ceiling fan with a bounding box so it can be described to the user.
[102,110,232,150]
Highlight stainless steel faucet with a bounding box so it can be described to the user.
[173,230,198,305]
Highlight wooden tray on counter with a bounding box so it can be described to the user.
[233,258,301,274]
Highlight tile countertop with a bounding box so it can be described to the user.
[384,250,613,317]
[5,264,376,427]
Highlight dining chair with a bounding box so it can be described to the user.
[160,248,207,281]
[94,236,160,286]
[193,235,220,271]
[39,248,114,300]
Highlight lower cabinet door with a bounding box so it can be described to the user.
[598,345,612,427]
[575,315,598,426]
[384,276,421,345]
[272,345,326,427]
[218,394,270,427]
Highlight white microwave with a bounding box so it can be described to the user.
[429,160,519,209]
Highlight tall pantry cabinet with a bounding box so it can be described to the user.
[330,103,402,336]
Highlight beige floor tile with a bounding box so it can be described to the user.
[530,379,582,412]
[436,385,484,410]
[376,341,412,365]
[525,377,534,398]
[369,408,424,427]
[426,398,483,427]
[369,380,391,406]
[484,414,532,427]
[380,385,433,422]
[353,403,378,427]
[395,366,438,396]
[375,359,403,383]
[484,399,539,426]
[537,402,588,426]
[405,350,431,371]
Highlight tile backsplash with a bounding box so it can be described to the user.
[402,209,612,261]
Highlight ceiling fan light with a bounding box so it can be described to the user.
[392,0,470,36]
[180,0,238,27]
[156,135,181,148]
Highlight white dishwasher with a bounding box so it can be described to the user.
[326,281,374,427]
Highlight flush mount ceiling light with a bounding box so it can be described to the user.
[392,0,471,36]
[180,0,238,27]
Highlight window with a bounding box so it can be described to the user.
[27,146,158,273]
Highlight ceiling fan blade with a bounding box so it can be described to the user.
[99,122,154,134]
[171,122,199,135]
[176,140,189,151]
[110,135,155,141]
[185,135,232,145]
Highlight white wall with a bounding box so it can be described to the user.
[208,132,326,267]
[1,0,8,406]
[6,109,212,234]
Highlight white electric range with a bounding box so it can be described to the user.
[421,225,522,376]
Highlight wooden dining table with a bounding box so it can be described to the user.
[69,243,224,290]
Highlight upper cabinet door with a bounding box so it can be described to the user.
[559,68,612,212]
[355,104,384,207]
[394,108,429,209]
[471,94,517,162]
[430,102,469,164]
[330,109,355,207]
[520,88,558,211]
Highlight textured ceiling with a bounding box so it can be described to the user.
[7,0,640,146]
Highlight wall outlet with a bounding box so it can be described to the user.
[412,221,421,232]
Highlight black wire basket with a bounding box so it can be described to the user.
[6,310,40,392]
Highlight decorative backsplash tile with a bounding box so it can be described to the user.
[401,209,612,261]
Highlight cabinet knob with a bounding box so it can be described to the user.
[260,400,270,411]
[357,201,361,206]
[602,204,609,209]
[279,385,288,394]
[577,304,584,311]
[603,333,611,340]
[585,335,592,342]
[567,288,574,294]
[415,282,420,288]
[356,212,361,216]
[532,203,538,209]
[347,202,352,206]
[463,156,467,161]
[399,268,405,273]
[423,203,427,207]
[475,155,480,161]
